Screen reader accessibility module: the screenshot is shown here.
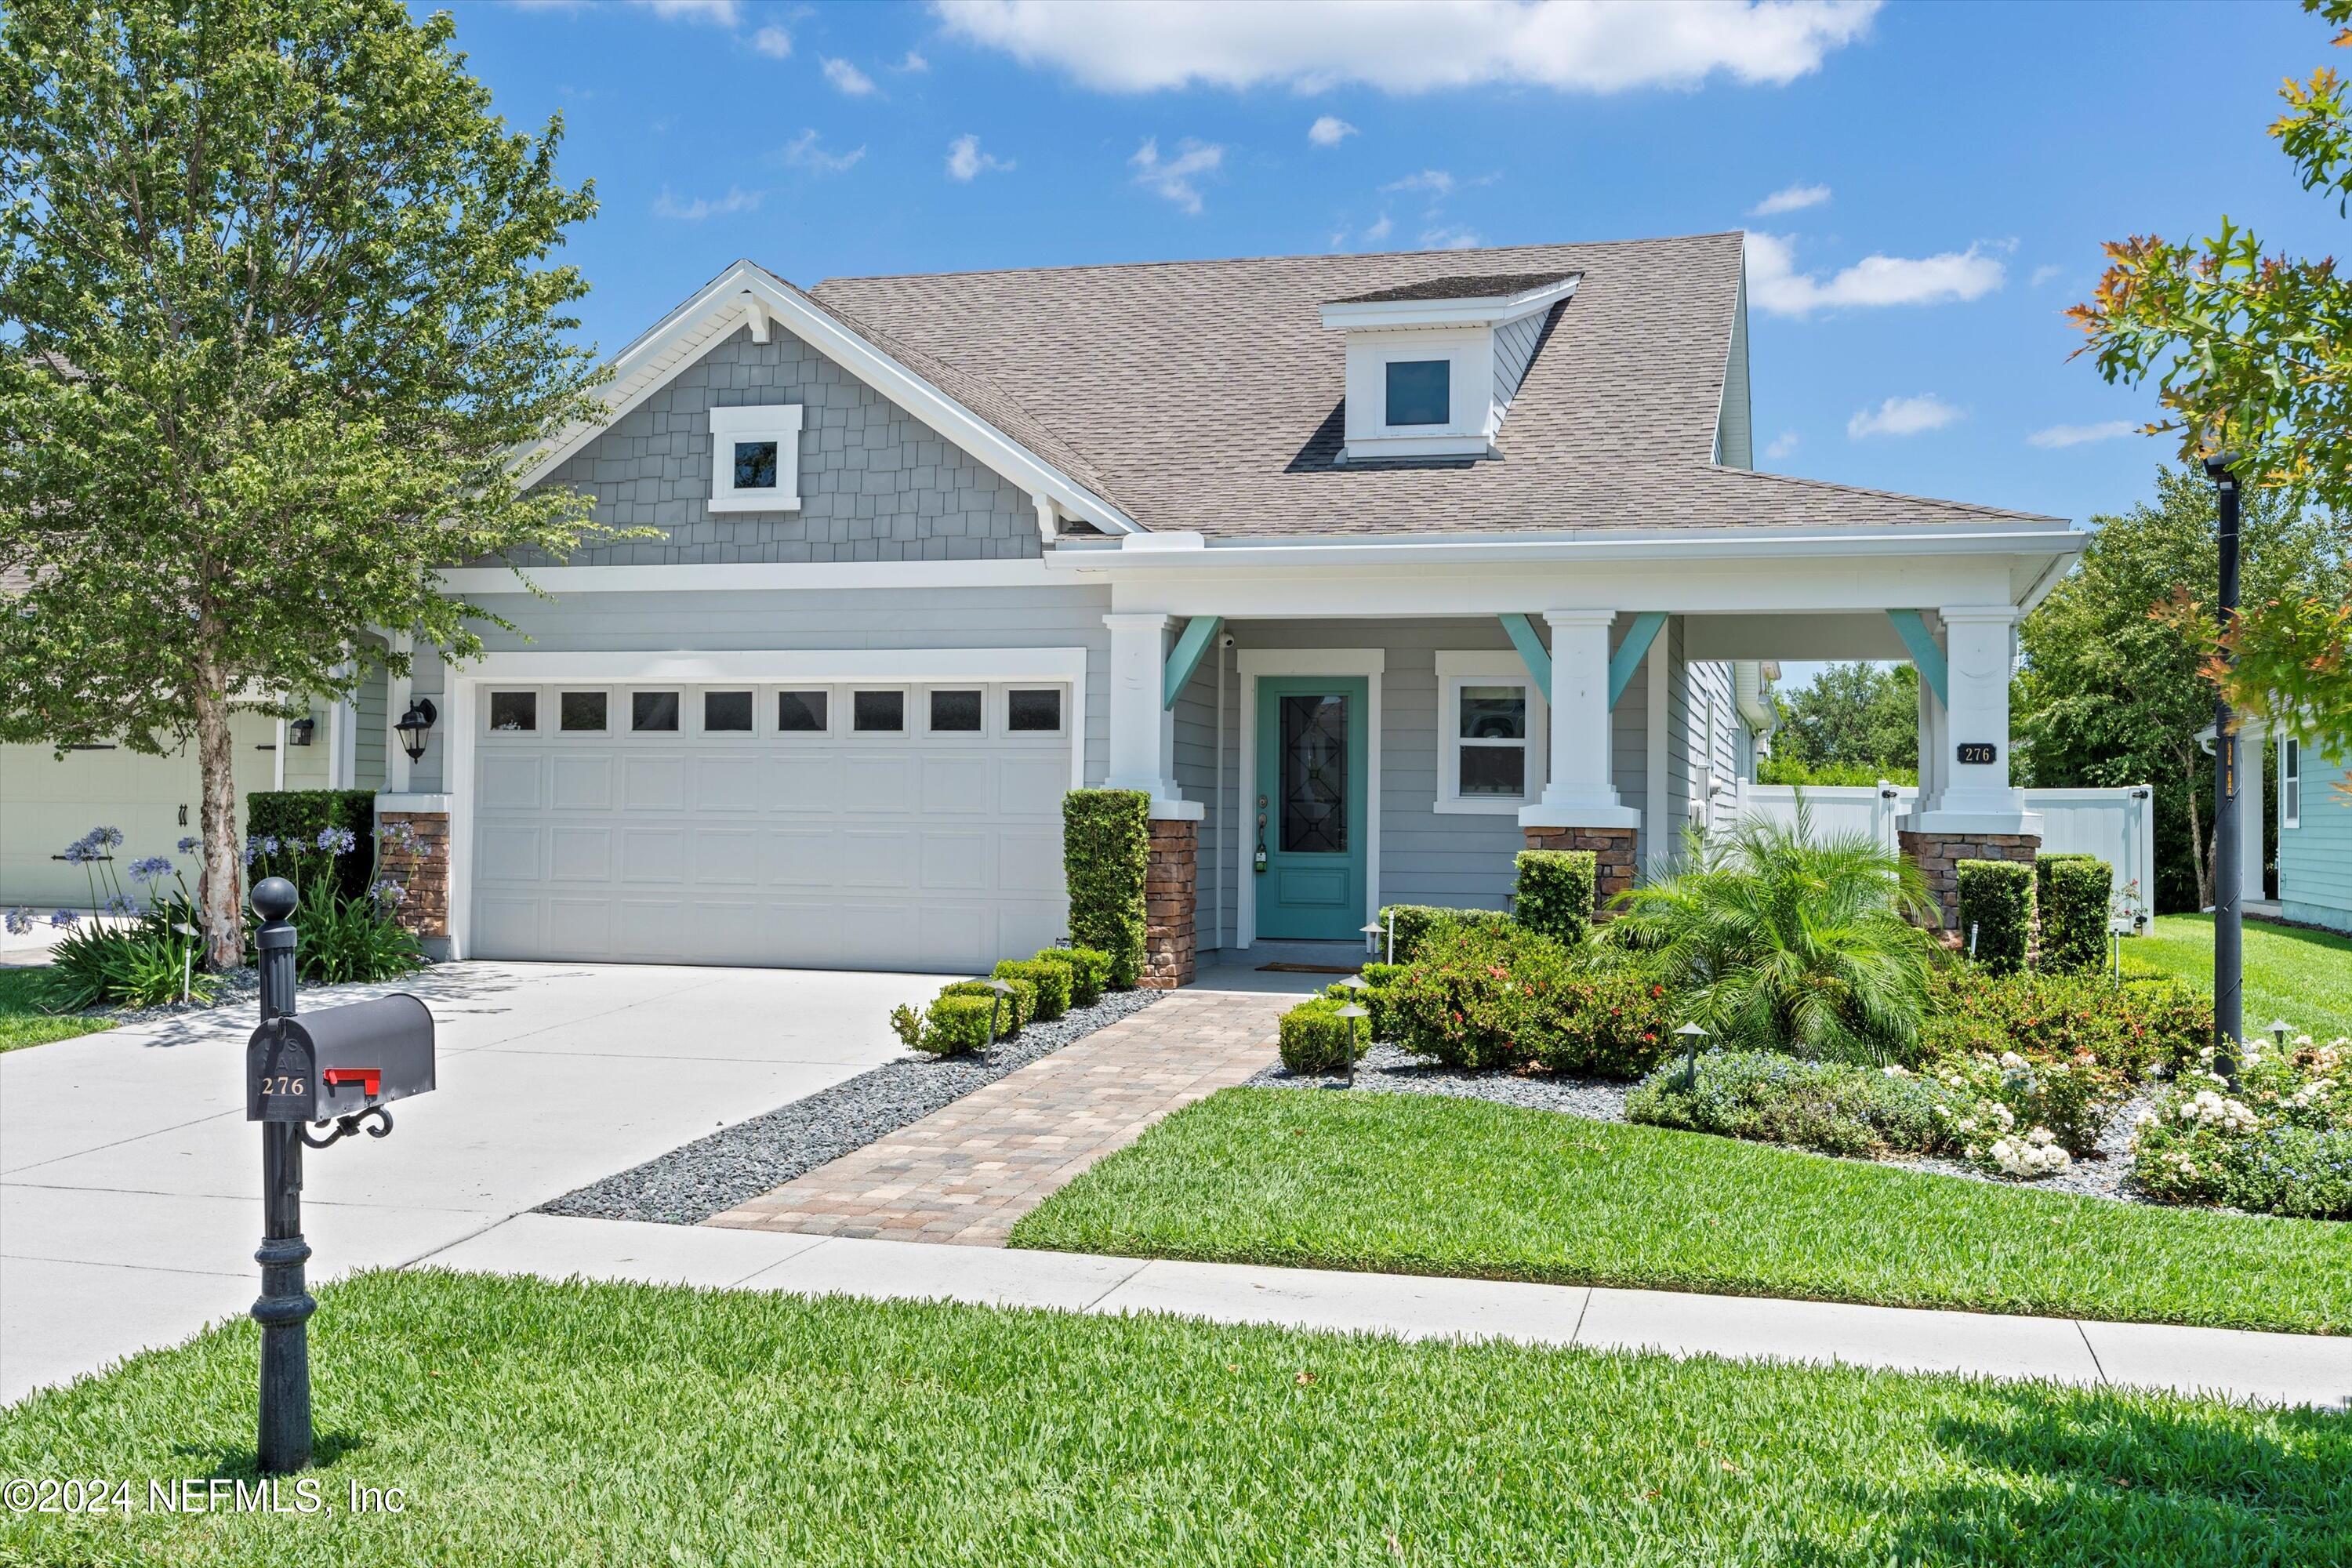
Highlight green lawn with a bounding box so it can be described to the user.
[2121,913,2352,1042]
[1011,1089,2352,1335]
[1,1270,2343,1566]
[0,965,114,1052]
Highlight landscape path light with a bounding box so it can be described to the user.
[982,978,1016,1052]
[1675,1021,1710,1091]
[2271,1018,2294,1052]
[1334,1003,1369,1090]
[1362,920,1388,964]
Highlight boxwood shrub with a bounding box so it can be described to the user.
[1956,858,2032,975]
[993,958,1071,1022]
[939,978,1032,1039]
[1279,996,1366,1075]
[1032,946,1109,1009]
[1512,849,1596,947]
[2035,854,2112,975]
[1627,1048,1957,1160]
[1374,904,1511,964]
[1063,790,1149,988]
[1921,966,2209,1084]
[245,788,377,902]
[890,995,996,1056]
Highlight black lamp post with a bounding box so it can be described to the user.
[394,699,437,764]
[2204,452,2244,1079]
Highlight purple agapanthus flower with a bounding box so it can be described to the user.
[315,826,358,856]
[91,826,122,848]
[49,909,78,928]
[3,907,32,936]
[128,855,174,883]
[368,879,408,908]
[103,895,136,916]
[61,836,100,864]
[176,836,201,855]
[260,836,281,856]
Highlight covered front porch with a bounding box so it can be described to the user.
[1060,526,2078,985]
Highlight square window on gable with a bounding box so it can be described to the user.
[708,404,804,514]
[1385,359,1450,427]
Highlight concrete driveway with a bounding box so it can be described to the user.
[0,960,949,1403]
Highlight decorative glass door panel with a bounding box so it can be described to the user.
[1254,676,1368,942]
[1279,695,1349,853]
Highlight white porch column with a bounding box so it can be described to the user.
[1103,612,1189,813]
[1914,615,1947,811]
[327,682,358,790]
[1908,604,2038,837]
[386,633,415,794]
[1519,608,1639,830]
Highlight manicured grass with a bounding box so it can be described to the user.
[2121,913,2352,1042]
[0,966,114,1052]
[2,1270,2344,1566]
[1011,1089,2352,1335]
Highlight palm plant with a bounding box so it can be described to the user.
[1606,804,1939,1066]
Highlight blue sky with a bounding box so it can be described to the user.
[456,0,2339,533]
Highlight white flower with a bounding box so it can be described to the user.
[1991,1103,2016,1131]
[1882,1065,1911,1078]
[1999,1051,2029,1071]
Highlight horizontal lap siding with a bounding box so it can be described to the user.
[2280,748,2352,933]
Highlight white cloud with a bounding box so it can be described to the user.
[653,185,761,221]
[751,24,793,57]
[1363,212,1394,244]
[1847,394,1962,440]
[823,56,877,95]
[1308,114,1357,147]
[2029,263,2065,288]
[1749,181,1829,216]
[1421,224,1481,250]
[946,132,1014,180]
[1747,232,2004,317]
[780,129,866,173]
[1131,137,1224,214]
[1764,430,1799,460]
[1383,169,1455,198]
[898,49,931,71]
[932,0,1880,93]
[2027,419,2136,449]
[632,0,739,23]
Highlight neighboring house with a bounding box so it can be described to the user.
[376,234,2081,982]
[2264,724,2350,935]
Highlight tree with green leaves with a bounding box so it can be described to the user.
[2015,465,2348,911]
[2071,0,2352,758]
[1763,662,1918,786]
[0,0,616,965]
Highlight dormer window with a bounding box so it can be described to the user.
[1320,271,1579,463]
[1385,360,1450,426]
[708,403,804,513]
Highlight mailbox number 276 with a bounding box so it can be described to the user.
[261,1076,307,1097]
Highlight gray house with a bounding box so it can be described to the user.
[381,234,2083,983]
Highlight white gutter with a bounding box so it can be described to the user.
[1044,526,2087,572]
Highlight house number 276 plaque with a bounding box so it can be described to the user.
[1956,742,1998,765]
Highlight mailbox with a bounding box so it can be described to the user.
[246,993,436,1123]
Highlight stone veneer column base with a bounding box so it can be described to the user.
[1142,818,1198,989]
[1899,829,2040,932]
[1522,826,1639,916]
[377,811,452,945]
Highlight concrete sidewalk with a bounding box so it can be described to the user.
[423,1212,2352,1410]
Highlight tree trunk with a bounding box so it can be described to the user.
[192,687,245,970]
[2183,770,2211,913]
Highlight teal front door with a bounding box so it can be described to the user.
[1254,676,1368,941]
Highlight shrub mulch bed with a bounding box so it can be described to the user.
[543,988,1161,1225]
[1250,1049,2168,1207]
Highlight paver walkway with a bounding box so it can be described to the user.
[424,1213,2352,1410]
[706,989,1287,1245]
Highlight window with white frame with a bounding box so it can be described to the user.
[707,404,804,513]
[2282,735,2301,829]
[1435,652,1545,813]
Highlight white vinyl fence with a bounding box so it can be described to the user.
[1730,782,2158,928]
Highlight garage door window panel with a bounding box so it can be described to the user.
[702,690,755,734]
[852,689,906,735]
[1006,687,1064,735]
[488,691,538,733]
[777,689,830,735]
[631,691,681,733]
[559,691,610,735]
[925,688,985,736]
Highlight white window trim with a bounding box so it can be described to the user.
[554,688,614,737]
[775,687,835,739]
[1435,652,1548,815]
[707,403,804,514]
[848,684,913,737]
[1004,684,1069,739]
[624,688,686,736]
[695,688,759,738]
[919,683,990,739]
[2281,735,2301,830]
[485,689,541,735]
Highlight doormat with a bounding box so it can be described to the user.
[1257,962,1360,975]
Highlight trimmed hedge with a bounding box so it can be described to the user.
[1385,921,1675,1078]
[993,959,1071,1022]
[1064,790,1149,989]
[1374,904,1511,964]
[245,789,377,902]
[890,995,997,1056]
[1279,996,1367,1075]
[940,978,1033,1039]
[1627,1048,1955,1160]
[1956,858,2032,975]
[2035,854,2112,975]
[1922,966,2209,1083]
[1033,946,1109,1009]
[1512,850,1596,948]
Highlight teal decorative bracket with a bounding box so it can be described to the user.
[1498,614,1550,702]
[1163,615,1223,710]
[1606,612,1668,710]
[1885,609,1948,706]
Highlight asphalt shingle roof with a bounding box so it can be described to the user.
[808,233,2063,539]
[1326,271,1577,305]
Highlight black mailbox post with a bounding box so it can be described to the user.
[244,877,437,1474]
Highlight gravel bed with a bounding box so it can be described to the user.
[84,966,262,1027]
[1254,1049,2173,1207]
[541,988,1162,1225]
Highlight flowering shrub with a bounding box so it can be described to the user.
[2132,1035,2352,1218]
[1627,1051,1959,1159]
[1383,923,1674,1077]
[1926,1047,2119,1160]
[1921,967,2209,1083]
[41,826,216,1010]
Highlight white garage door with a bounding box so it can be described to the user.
[470,679,1073,972]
